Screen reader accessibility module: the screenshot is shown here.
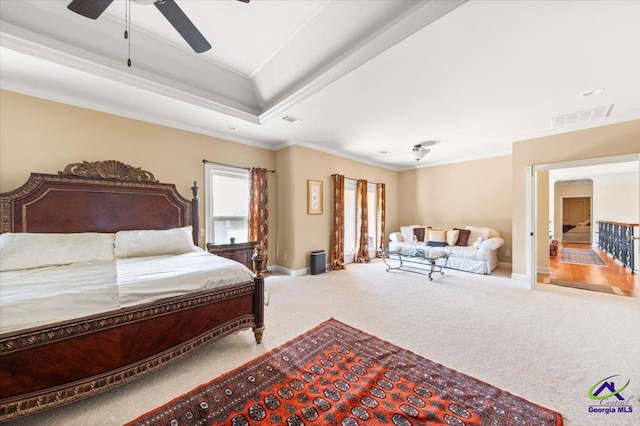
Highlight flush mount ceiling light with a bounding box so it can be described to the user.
[410,143,430,163]
[282,114,301,123]
[581,88,605,97]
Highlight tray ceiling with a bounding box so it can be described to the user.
[1,0,639,170]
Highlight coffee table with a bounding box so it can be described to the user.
[383,248,450,281]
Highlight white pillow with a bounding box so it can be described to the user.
[400,225,421,243]
[465,226,493,246]
[427,229,447,243]
[0,232,115,271]
[114,226,195,258]
[446,229,460,246]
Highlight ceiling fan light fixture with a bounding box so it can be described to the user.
[410,144,430,162]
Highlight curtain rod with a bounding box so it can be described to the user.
[202,159,275,173]
[331,174,381,185]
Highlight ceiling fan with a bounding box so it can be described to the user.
[67,0,250,54]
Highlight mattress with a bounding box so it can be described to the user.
[0,252,255,334]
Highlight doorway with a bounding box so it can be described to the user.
[562,196,590,237]
[529,154,640,298]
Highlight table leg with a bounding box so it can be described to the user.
[428,260,436,281]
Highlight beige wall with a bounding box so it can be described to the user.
[279,145,399,272]
[593,176,639,224]
[512,119,640,278]
[397,155,513,262]
[5,90,637,276]
[0,90,399,273]
[0,90,277,254]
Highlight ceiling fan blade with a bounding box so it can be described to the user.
[67,0,114,19]
[237,0,250,3]
[154,0,211,53]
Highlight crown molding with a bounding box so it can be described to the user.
[0,23,261,124]
[258,0,467,123]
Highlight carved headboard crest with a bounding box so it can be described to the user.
[59,160,158,182]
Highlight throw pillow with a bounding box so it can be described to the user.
[466,227,491,246]
[426,241,447,247]
[446,229,459,246]
[413,227,426,242]
[400,225,421,242]
[454,228,471,246]
[427,229,447,243]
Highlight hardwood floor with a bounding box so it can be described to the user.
[537,242,639,298]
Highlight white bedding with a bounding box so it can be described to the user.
[117,251,254,307]
[0,261,119,333]
[0,251,255,334]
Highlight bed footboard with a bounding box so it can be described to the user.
[0,273,265,421]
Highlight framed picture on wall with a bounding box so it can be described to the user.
[307,180,323,215]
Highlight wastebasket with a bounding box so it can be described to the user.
[310,250,326,275]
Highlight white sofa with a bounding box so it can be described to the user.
[388,225,505,274]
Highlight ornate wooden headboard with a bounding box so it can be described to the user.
[0,160,199,244]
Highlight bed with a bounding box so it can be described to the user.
[562,220,591,243]
[0,160,265,421]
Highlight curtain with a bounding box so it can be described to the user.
[354,179,370,263]
[376,183,386,257]
[249,167,269,274]
[330,174,345,270]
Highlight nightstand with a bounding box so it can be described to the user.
[206,241,258,271]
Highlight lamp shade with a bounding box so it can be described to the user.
[410,144,430,162]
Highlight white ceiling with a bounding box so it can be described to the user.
[1,0,640,172]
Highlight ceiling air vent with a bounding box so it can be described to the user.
[282,115,301,123]
[552,104,614,127]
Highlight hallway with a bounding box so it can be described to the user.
[538,242,639,298]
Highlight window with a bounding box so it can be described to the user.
[205,164,249,244]
[367,182,377,251]
[344,180,357,262]
[343,179,379,263]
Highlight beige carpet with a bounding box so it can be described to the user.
[9,261,640,426]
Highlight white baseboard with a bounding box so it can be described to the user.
[537,266,551,274]
[511,272,529,281]
[270,265,310,276]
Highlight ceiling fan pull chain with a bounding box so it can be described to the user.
[125,0,132,67]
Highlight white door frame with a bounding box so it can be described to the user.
[527,153,640,290]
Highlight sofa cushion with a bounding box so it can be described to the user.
[446,229,459,246]
[454,229,471,246]
[413,227,426,242]
[465,226,492,246]
[466,226,500,239]
[432,245,495,261]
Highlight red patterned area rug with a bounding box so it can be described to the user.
[127,319,563,426]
